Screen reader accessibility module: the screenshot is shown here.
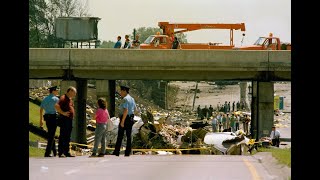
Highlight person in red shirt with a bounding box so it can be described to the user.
[55,86,77,157]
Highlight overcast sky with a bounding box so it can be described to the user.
[86,0,291,46]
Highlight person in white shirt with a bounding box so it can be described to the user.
[270,126,281,147]
[216,113,222,132]
[211,114,218,132]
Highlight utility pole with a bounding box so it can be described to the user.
[192,81,199,111]
[133,28,136,40]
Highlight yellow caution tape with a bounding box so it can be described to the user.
[69,142,210,151]
[248,139,256,145]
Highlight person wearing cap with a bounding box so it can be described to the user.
[270,126,281,147]
[113,85,137,156]
[40,86,59,157]
[55,86,77,157]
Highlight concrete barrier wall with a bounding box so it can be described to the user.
[70,49,269,71]
[29,48,291,80]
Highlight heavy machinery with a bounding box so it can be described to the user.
[140,22,246,49]
[233,33,291,50]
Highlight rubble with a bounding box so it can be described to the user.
[29,82,291,155]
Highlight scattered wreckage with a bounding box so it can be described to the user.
[86,108,256,155]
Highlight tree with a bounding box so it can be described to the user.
[129,27,188,43]
[29,0,90,48]
[29,0,49,47]
[99,40,115,48]
[175,33,188,43]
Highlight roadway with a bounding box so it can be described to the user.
[29,154,290,180]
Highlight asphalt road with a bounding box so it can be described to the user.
[29,154,289,180]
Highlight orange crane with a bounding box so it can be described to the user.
[140,22,246,49]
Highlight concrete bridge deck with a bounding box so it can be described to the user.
[29,49,291,81]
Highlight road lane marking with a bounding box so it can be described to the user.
[64,169,79,175]
[98,159,109,163]
[243,158,261,180]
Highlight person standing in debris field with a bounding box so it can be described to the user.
[55,86,77,157]
[270,126,280,147]
[232,101,235,112]
[222,113,227,130]
[217,112,223,132]
[114,36,122,48]
[202,105,209,120]
[90,98,110,157]
[226,113,230,129]
[40,86,59,157]
[230,113,236,132]
[211,114,218,132]
[197,105,202,119]
[235,113,240,131]
[244,114,251,135]
[113,85,137,156]
[236,101,240,111]
[209,105,214,118]
[223,101,228,113]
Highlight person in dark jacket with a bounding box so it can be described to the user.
[172,36,181,49]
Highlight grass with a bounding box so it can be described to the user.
[29,101,60,141]
[29,132,46,142]
[29,146,45,157]
[256,147,291,167]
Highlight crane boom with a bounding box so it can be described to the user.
[158,22,245,46]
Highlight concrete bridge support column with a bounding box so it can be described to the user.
[159,81,168,109]
[60,80,87,145]
[250,81,258,140]
[251,81,274,139]
[240,82,248,110]
[96,80,116,117]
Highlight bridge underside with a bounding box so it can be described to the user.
[29,69,290,81]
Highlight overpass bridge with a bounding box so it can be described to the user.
[29,48,290,80]
[29,48,291,144]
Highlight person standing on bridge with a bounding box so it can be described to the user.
[90,98,110,157]
[40,85,59,157]
[172,36,181,49]
[114,36,122,48]
[123,35,132,49]
[113,85,137,157]
[132,34,141,49]
[55,86,77,158]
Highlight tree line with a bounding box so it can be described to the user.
[29,0,89,48]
